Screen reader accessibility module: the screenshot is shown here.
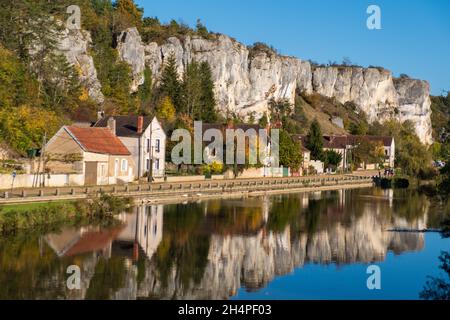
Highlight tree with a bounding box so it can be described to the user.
[138,67,153,112]
[269,98,292,123]
[157,96,176,123]
[159,53,182,112]
[198,61,217,122]
[420,251,450,300]
[352,137,385,169]
[324,150,342,170]
[349,121,368,135]
[369,120,432,176]
[113,0,143,32]
[181,60,201,118]
[196,19,209,38]
[0,105,62,154]
[279,130,302,171]
[306,119,324,160]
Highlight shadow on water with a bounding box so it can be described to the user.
[0,187,449,299]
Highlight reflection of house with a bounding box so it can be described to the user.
[116,205,163,260]
[45,125,135,185]
[45,225,126,257]
[94,116,166,178]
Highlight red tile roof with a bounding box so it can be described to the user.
[66,126,131,155]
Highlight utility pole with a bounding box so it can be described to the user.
[148,121,153,183]
[41,132,47,187]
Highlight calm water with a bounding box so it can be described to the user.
[0,187,448,300]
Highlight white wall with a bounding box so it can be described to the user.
[0,173,85,189]
[143,118,166,178]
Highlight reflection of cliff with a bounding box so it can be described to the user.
[1,189,434,300]
[135,190,429,300]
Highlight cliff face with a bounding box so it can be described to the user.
[56,28,104,104]
[121,28,431,144]
[58,25,432,144]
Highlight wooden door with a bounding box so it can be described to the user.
[85,162,98,185]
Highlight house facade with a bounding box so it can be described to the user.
[45,126,135,185]
[295,134,395,172]
[202,123,272,167]
[95,116,166,179]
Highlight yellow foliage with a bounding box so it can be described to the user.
[0,105,63,154]
[157,96,176,122]
[79,88,89,102]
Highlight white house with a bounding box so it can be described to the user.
[95,116,166,179]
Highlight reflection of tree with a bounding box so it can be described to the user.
[207,201,264,235]
[85,257,127,300]
[154,203,210,290]
[392,189,430,222]
[267,195,301,232]
[0,233,69,299]
[420,251,450,300]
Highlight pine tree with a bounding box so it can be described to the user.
[159,53,181,112]
[198,61,217,122]
[181,60,201,118]
[306,119,324,160]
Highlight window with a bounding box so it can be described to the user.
[147,139,150,152]
[146,159,150,171]
[121,159,128,172]
[154,159,160,170]
[155,139,160,153]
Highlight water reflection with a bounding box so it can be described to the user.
[0,188,447,300]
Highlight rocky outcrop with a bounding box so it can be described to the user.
[56,28,104,104]
[116,28,146,93]
[136,31,433,144]
[143,34,312,117]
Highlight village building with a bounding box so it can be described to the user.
[295,134,395,172]
[44,125,135,185]
[94,116,166,179]
[202,123,272,166]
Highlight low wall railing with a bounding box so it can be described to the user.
[0,175,373,203]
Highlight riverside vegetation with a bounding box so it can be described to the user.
[0,194,132,236]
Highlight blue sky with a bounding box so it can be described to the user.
[135,0,450,95]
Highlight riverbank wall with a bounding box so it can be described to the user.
[0,175,374,205]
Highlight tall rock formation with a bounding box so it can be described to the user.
[116,28,432,144]
[56,28,104,104]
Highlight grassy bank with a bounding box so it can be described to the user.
[0,194,132,236]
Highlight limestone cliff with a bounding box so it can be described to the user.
[54,25,432,144]
[116,27,432,144]
[56,28,104,104]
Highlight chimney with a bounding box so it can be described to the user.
[137,116,144,134]
[107,117,116,136]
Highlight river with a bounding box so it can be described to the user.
[0,187,448,300]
